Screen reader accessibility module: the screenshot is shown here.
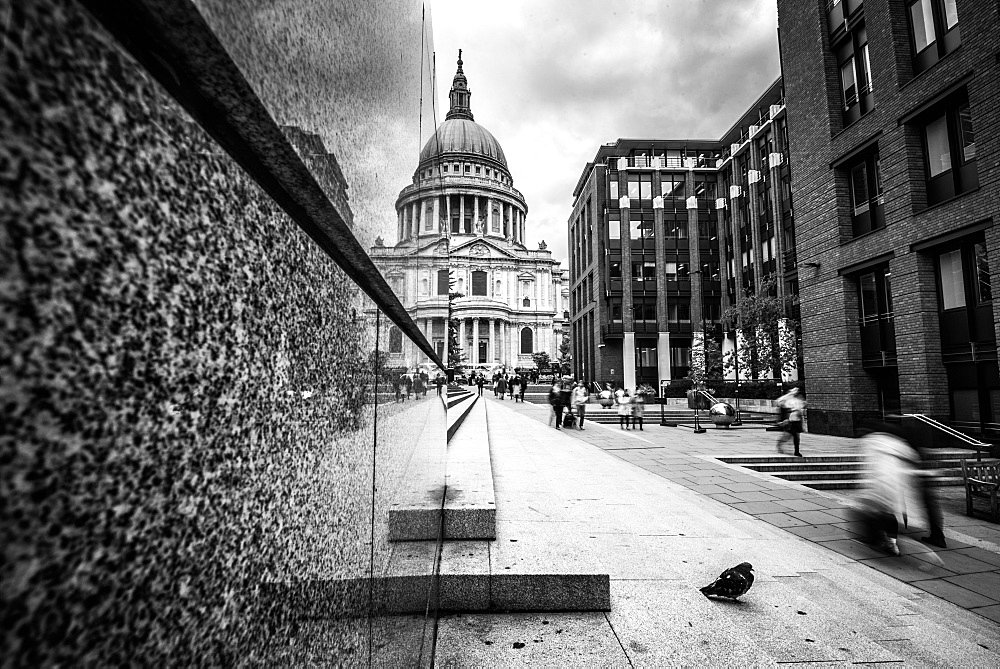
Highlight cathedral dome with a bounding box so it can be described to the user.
[418,119,507,166]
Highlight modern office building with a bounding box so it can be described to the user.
[568,79,800,394]
[776,0,1000,436]
[373,52,567,371]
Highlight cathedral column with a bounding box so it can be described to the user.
[412,201,419,236]
[473,195,480,234]
[433,196,440,235]
[458,318,466,367]
[397,209,403,241]
[472,317,480,365]
[459,194,466,234]
[487,318,495,363]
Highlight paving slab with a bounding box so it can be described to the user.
[466,394,1000,658]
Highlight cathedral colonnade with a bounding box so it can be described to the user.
[397,192,526,243]
[455,316,549,369]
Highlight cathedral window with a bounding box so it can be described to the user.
[472,271,488,296]
[389,326,403,353]
[437,269,450,296]
[520,327,533,353]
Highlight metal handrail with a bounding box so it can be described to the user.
[903,413,988,461]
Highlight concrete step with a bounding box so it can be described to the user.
[773,469,871,481]
[745,461,871,473]
[387,400,448,542]
[442,400,496,540]
[719,454,868,464]
[446,394,478,441]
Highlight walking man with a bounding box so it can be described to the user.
[775,387,806,456]
[572,380,589,430]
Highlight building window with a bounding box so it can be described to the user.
[939,249,965,310]
[523,297,530,307]
[608,219,621,240]
[610,297,623,322]
[609,261,622,280]
[609,179,618,202]
[475,166,481,175]
[389,326,403,354]
[520,327,533,354]
[857,266,896,367]
[437,269,450,295]
[627,175,640,205]
[668,300,690,324]
[918,93,977,206]
[631,261,656,282]
[471,270,487,296]
[845,150,884,237]
[837,26,872,125]
[908,0,960,74]
[975,242,993,303]
[632,299,656,322]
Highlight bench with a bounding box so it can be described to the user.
[961,460,999,522]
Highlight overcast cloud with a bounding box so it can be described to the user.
[429,0,781,268]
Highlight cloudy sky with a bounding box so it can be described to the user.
[429,0,781,268]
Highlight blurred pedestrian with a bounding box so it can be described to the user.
[776,387,806,456]
[572,379,589,430]
[856,424,920,556]
[548,380,564,429]
[615,387,631,429]
[497,374,508,400]
[508,375,516,400]
[476,374,484,397]
[631,390,646,431]
[435,374,445,396]
[413,373,425,399]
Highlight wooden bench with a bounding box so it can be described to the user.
[961,460,1000,522]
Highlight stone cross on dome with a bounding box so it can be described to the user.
[446,49,474,121]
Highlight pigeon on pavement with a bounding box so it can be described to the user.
[700,562,754,600]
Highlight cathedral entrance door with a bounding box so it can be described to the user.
[479,341,488,364]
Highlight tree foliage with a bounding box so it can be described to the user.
[447,273,467,370]
[531,350,551,372]
[720,278,798,379]
[556,333,572,375]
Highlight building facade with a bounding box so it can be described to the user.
[776,0,1000,436]
[372,53,566,372]
[568,80,800,394]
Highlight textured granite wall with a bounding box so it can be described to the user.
[1,1,442,665]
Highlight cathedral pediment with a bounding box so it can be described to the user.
[449,238,519,260]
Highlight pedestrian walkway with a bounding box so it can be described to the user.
[487,396,1000,622]
[434,397,1000,665]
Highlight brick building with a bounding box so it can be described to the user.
[777,0,1000,436]
[568,80,800,394]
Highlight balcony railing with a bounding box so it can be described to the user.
[399,175,525,201]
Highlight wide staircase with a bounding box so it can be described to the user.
[720,414,999,490]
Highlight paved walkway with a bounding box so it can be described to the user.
[485,397,1000,622]
[434,397,1000,666]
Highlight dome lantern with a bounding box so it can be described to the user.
[446,49,474,122]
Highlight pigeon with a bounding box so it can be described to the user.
[700,562,754,600]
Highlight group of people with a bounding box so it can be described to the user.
[595,384,647,430]
[395,370,446,402]
[468,370,527,402]
[548,378,592,430]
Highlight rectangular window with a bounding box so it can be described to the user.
[609,179,619,202]
[841,56,857,110]
[610,298,623,322]
[471,271,488,297]
[925,113,951,177]
[908,0,960,73]
[643,261,656,280]
[975,242,992,303]
[918,92,977,205]
[609,261,622,279]
[850,162,869,214]
[639,174,652,200]
[627,176,640,203]
[665,261,677,281]
[939,249,966,309]
[630,219,643,240]
[437,269,450,296]
[608,219,620,240]
[910,0,935,53]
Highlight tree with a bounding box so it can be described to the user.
[447,272,467,370]
[685,334,724,386]
[447,297,467,370]
[555,333,572,375]
[721,278,798,380]
[531,350,551,373]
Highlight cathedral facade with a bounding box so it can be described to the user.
[371,52,566,372]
